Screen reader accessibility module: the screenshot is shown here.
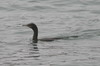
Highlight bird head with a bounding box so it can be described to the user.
[23,23,37,29]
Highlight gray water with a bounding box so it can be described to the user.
[1,0,100,66]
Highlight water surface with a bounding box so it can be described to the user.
[0,0,100,66]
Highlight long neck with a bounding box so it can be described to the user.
[32,26,38,43]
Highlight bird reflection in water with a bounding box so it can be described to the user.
[29,42,40,59]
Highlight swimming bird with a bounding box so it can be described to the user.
[23,23,79,43]
[23,23,63,43]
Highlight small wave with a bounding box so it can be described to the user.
[10,4,54,11]
[0,6,13,11]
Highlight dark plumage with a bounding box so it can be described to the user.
[23,23,63,43]
[23,23,79,43]
[23,23,38,43]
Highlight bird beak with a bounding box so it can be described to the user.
[22,24,30,28]
[22,24,28,26]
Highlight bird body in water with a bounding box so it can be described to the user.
[23,23,79,43]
